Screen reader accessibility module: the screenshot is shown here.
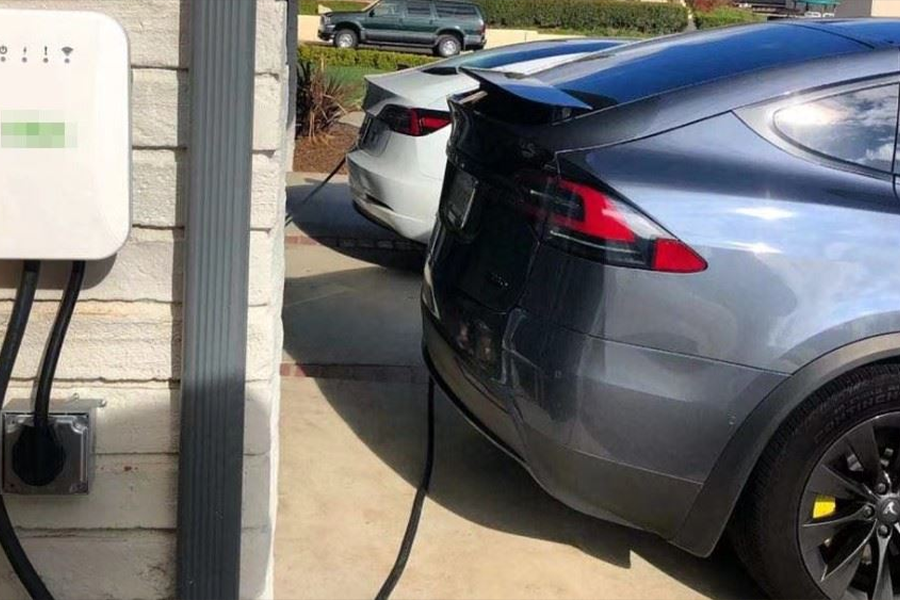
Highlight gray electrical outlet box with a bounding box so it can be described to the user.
[2,397,100,495]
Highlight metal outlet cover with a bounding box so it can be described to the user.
[2,411,94,495]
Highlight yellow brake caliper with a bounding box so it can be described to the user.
[813,495,837,519]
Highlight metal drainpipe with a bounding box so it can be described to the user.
[177,1,257,598]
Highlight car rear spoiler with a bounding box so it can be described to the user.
[460,66,592,110]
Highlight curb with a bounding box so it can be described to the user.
[285,233,422,252]
[280,362,430,384]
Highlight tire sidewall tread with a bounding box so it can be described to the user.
[730,365,900,600]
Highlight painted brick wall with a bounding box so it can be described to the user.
[0,1,289,598]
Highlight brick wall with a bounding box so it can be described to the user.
[0,1,289,598]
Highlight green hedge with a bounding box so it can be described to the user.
[694,7,763,29]
[299,45,437,70]
[299,0,369,16]
[474,0,687,35]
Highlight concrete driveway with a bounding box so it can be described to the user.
[276,174,764,600]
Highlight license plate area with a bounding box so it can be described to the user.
[441,165,478,232]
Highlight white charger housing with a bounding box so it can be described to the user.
[0,9,131,260]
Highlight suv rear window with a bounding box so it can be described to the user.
[407,1,433,17]
[436,2,479,18]
[774,84,900,172]
[535,24,866,110]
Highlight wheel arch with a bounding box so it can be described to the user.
[436,28,464,44]
[333,22,362,39]
[671,332,900,557]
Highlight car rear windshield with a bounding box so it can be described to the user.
[422,39,623,75]
[534,24,867,110]
[435,2,481,18]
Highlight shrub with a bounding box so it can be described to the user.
[299,0,369,16]
[474,0,688,35]
[298,45,437,71]
[694,6,763,29]
[296,57,354,139]
[686,0,731,11]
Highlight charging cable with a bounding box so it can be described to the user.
[13,261,86,489]
[375,378,435,600]
[0,260,54,600]
[285,155,348,228]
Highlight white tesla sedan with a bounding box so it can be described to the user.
[347,39,625,243]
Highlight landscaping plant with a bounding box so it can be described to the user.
[473,0,688,36]
[693,6,763,28]
[296,57,354,139]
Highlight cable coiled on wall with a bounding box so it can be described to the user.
[0,261,55,600]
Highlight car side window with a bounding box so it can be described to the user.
[773,84,900,173]
[436,3,477,18]
[372,1,403,17]
[407,1,433,17]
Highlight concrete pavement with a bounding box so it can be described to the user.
[276,174,763,599]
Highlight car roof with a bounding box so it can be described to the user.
[796,18,900,47]
[534,21,889,111]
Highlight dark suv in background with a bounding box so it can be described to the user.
[318,0,486,57]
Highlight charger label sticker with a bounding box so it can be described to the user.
[1,111,75,148]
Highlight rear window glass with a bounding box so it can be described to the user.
[535,24,866,110]
[422,40,623,74]
[407,1,433,17]
[774,84,900,172]
[436,3,479,18]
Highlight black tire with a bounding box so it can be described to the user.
[434,34,461,57]
[730,365,900,600]
[333,28,358,50]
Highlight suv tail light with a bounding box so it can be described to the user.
[516,173,707,273]
[379,104,451,137]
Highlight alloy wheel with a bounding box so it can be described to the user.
[440,39,459,56]
[336,33,353,48]
[799,413,900,600]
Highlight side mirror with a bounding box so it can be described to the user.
[369,10,376,16]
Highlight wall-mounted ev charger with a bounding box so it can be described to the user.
[0,9,131,600]
[0,9,131,260]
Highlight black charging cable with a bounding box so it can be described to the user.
[285,155,347,228]
[375,377,435,600]
[0,260,55,600]
[12,261,86,488]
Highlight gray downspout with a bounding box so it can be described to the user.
[177,1,257,599]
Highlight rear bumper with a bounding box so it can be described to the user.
[464,34,486,49]
[422,304,786,545]
[347,144,442,243]
[422,309,701,537]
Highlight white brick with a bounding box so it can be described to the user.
[257,0,288,75]
[250,231,277,306]
[242,527,274,600]
[0,229,287,305]
[5,380,277,456]
[0,531,173,600]
[134,149,185,227]
[252,151,287,230]
[0,303,276,382]
[3,453,269,530]
[133,68,187,149]
[134,150,285,230]
[6,455,176,529]
[254,73,288,151]
[2,302,177,382]
[0,0,184,68]
[0,230,178,303]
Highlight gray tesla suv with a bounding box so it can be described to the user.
[422,20,900,600]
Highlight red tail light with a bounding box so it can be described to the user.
[516,173,707,273]
[379,104,451,137]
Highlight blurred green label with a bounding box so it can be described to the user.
[1,111,74,148]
